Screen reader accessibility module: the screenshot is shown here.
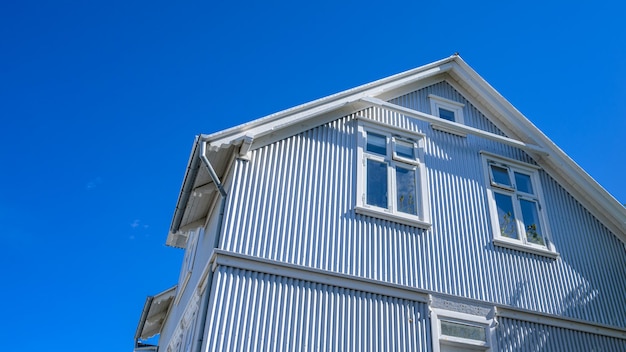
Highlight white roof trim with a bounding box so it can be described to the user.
[135,286,177,341]
[201,58,456,150]
[169,55,626,244]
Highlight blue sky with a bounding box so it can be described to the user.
[1,1,624,351]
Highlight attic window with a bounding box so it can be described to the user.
[355,120,431,228]
[438,108,456,122]
[429,94,465,124]
[481,152,558,258]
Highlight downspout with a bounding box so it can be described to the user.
[194,137,228,352]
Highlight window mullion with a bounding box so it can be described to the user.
[512,191,527,244]
[387,161,398,213]
[508,168,516,190]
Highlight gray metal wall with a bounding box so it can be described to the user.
[219,80,626,328]
[204,265,431,352]
[495,317,626,351]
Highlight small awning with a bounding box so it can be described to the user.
[135,286,177,342]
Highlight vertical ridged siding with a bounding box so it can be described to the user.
[220,81,626,328]
[496,317,626,351]
[204,266,431,352]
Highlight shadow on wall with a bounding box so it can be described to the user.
[498,281,599,350]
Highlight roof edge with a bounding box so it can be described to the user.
[447,59,626,238]
[200,55,459,146]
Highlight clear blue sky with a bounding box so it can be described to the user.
[1,1,624,350]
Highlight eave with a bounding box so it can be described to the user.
[134,285,177,343]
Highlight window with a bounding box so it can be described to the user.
[431,308,495,352]
[356,120,430,228]
[482,153,557,257]
[429,94,465,124]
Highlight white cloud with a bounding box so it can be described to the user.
[86,177,103,190]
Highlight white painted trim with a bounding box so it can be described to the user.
[355,205,432,229]
[210,249,430,303]
[360,97,549,156]
[354,115,426,139]
[199,249,626,341]
[174,272,191,306]
[355,120,431,227]
[200,60,455,149]
[492,237,559,259]
[480,153,558,256]
[431,123,468,137]
[447,59,626,240]
[479,151,540,170]
[430,307,495,352]
[166,291,202,352]
[174,228,201,306]
[428,94,466,126]
[428,94,465,108]
[496,306,626,340]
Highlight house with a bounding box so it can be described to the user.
[134,55,626,351]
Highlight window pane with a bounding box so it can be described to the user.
[396,166,417,215]
[395,139,415,159]
[366,159,388,208]
[514,172,534,194]
[366,132,387,155]
[494,193,518,239]
[520,199,545,245]
[438,108,456,121]
[490,164,512,187]
[440,320,486,342]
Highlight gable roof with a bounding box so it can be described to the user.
[166,55,626,247]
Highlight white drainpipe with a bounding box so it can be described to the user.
[193,138,227,352]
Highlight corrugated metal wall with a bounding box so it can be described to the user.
[204,265,431,352]
[219,80,626,328]
[495,317,626,351]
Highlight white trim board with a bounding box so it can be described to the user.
[204,249,626,341]
[210,249,430,303]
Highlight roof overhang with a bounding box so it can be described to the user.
[134,286,177,343]
[166,55,626,247]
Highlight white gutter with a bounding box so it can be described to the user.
[168,137,202,246]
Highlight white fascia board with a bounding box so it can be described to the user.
[199,59,456,150]
[448,58,626,239]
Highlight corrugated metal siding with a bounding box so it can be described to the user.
[496,317,626,351]
[220,80,626,327]
[204,265,431,352]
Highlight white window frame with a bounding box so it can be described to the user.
[481,152,558,258]
[429,94,465,123]
[355,119,431,228]
[431,308,496,352]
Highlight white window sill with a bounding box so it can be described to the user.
[493,238,559,259]
[355,206,431,229]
